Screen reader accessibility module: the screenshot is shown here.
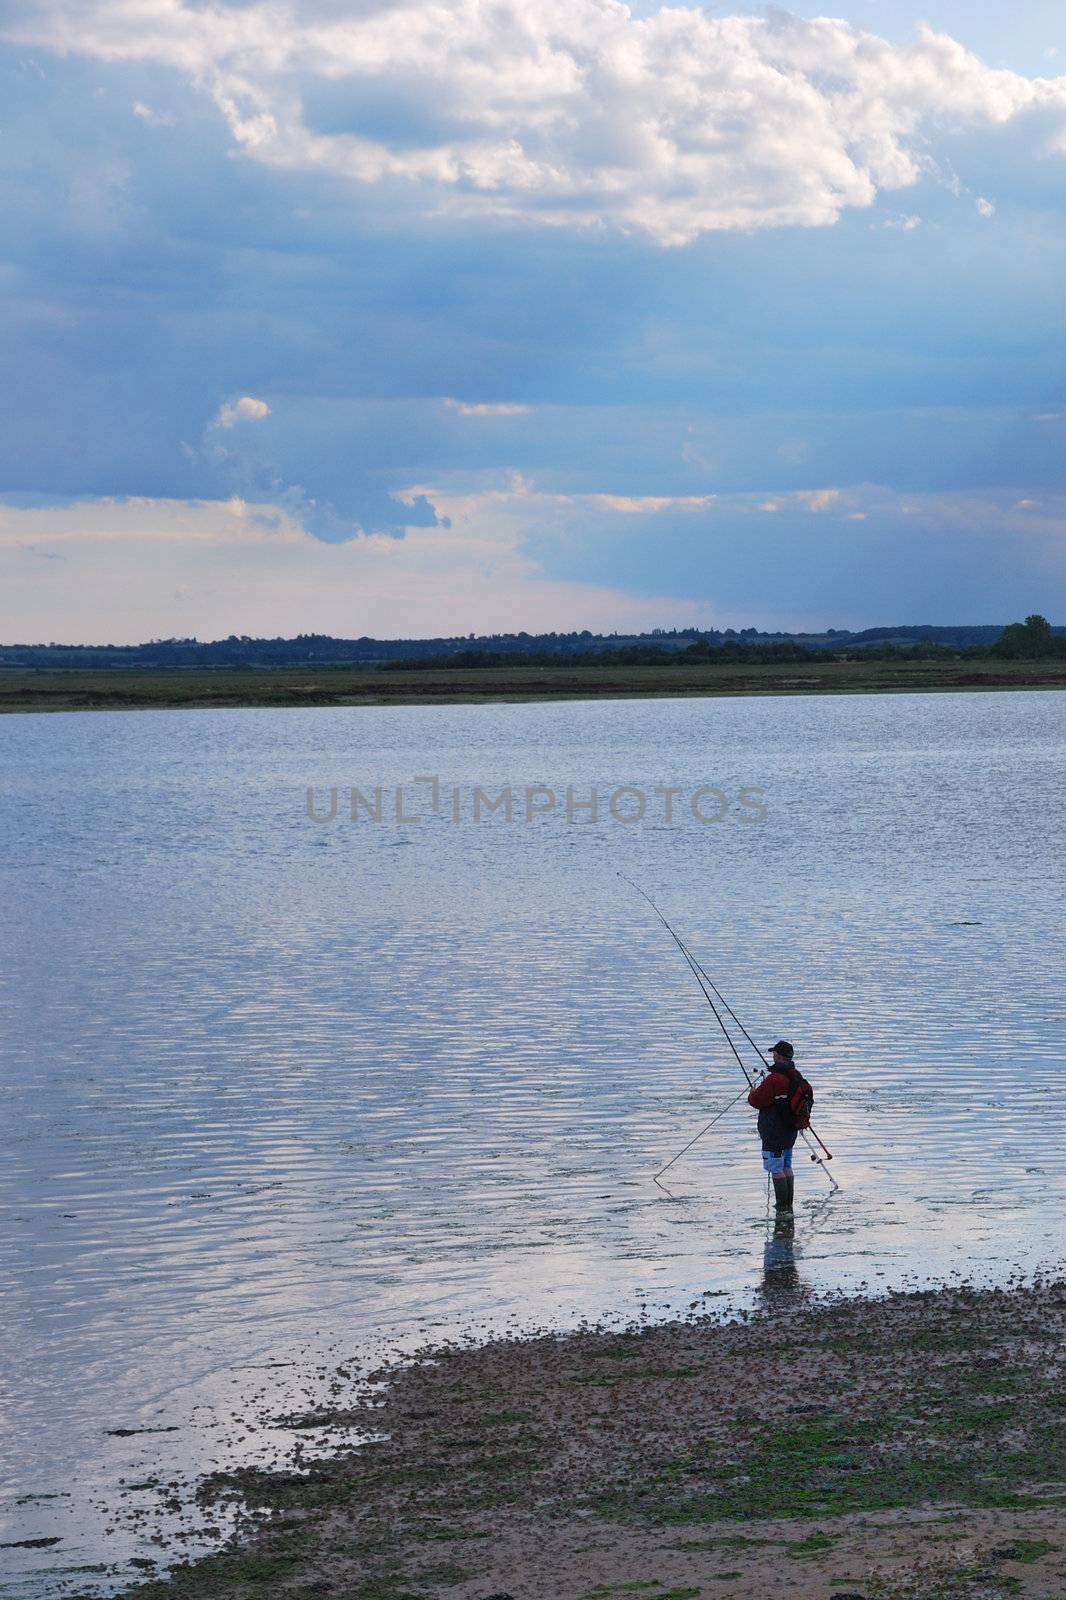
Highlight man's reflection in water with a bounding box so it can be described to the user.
[758,1215,814,1309]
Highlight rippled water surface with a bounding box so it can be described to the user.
[1,692,1064,1594]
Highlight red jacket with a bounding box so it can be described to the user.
[748,1069,797,1150]
[747,1070,792,1111]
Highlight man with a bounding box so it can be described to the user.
[747,1041,800,1212]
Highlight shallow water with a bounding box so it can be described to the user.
[1,691,1064,1594]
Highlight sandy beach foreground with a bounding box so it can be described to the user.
[99,1276,1066,1600]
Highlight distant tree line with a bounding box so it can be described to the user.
[384,619,1066,670]
[390,640,837,669]
[1,619,1061,671]
[991,614,1066,659]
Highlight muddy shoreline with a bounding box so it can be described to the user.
[80,1273,1066,1600]
[5,656,1066,713]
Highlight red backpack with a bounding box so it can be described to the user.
[780,1064,814,1130]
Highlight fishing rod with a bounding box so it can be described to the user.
[797,1129,837,1186]
[802,1124,834,1163]
[618,872,757,1089]
[619,873,836,1180]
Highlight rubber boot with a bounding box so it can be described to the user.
[772,1175,791,1212]
[785,1173,795,1209]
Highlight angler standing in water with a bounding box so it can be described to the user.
[619,869,835,1189]
[748,1041,813,1213]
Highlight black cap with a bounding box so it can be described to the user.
[770,1040,794,1059]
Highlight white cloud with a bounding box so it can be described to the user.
[796,488,841,511]
[408,476,1066,541]
[215,395,271,428]
[442,398,531,417]
[132,100,176,126]
[884,213,922,230]
[6,3,1066,244]
[0,494,718,640]
[583,493,714,514]
[976,195,996,216]
[4,481,1065,641]
[405,476,717,519]
[757,489,842,513]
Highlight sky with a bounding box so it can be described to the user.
[1,0,1065,642]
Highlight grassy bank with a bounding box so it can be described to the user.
[94,1277,1065,1600]
[4,655,1066,713]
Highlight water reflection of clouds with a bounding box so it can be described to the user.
[1,692,1064,1590]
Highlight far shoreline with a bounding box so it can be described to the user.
[4,655,1066,714]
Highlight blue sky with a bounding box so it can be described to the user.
[1,0,1065,641]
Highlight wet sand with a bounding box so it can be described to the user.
[100,1271,1066,1600]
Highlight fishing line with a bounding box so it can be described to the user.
[652,1084,751,1186]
